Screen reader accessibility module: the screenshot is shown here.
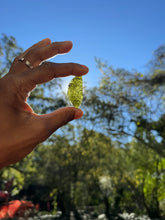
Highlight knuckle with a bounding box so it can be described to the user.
[37,118,53,141]
[40,61,55,78]
[68,63,75,73]
[26,47,43,63]
[51,42,60,53]
[42,61,52,70]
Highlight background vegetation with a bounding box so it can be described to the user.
[0,35,165,220]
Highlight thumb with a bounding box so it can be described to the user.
[39,107,83,136]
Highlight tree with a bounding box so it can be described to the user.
[83,44,165,155]
[124,137,165,219]
[1,34,165,219]
[81,44,165,218]
[0,34,23,77]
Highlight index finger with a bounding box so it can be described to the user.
[19,62,89,91]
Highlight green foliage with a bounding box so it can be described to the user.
[50,188,58,214]
[0,34,23,77]
[1,167,25,195]
[1,34,165,219]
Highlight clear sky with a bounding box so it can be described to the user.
[1,0,165,90]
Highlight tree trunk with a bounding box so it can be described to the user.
[72,202,83,220]
[104,195,111,220]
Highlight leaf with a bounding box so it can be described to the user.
[67,76,83,108]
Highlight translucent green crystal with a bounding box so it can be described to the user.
[67,76,83,108]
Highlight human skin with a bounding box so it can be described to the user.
[0,38,89,169]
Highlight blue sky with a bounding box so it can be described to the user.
[1,0,165,90]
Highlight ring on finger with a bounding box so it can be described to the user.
[18,57,34,69]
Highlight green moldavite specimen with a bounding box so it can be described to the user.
[67,76,83,108]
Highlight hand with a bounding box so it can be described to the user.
[0,38,89,168]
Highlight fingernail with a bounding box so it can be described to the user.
[74,109,83,119]
[80,65,89,74]
[65,40,73,45]
[42,38,51,44]
[81,64,88,69]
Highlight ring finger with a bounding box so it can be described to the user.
[10,40,73,74]
[9,38,51,73]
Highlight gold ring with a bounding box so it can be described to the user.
[19,57,33,69]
